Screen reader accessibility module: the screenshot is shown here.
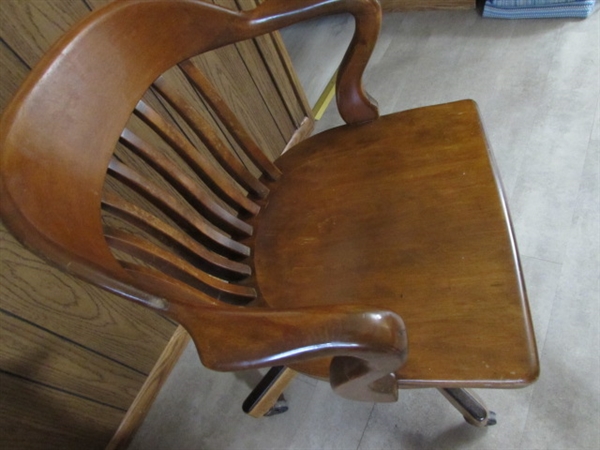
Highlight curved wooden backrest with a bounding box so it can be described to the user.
[0,0,381,312]
[0,0,411,404]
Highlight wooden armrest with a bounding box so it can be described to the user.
[176,303,407,403]
[249,0,381,124]
[124,261,406,402]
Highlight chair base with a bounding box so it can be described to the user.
[438,388,497,427]
[244,369,497,427]
[263,396,289,416]
[242,366,296,417]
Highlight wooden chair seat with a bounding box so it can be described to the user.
[253,100,538,386]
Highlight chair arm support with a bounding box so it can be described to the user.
[123,261,407,402]
[170,302,408,403]
[248,0,381,124]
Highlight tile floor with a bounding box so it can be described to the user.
[129,9,599,450]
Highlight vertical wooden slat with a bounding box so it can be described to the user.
[104,229,257,302]
[107,157,252,257]
[102,192,252,279]
[152,76,270,198]
[218,0,300,139]
[253,32,314,126]
[188,44,288,161]
[133,100,261,216]
[119,128,254,236]
[232,38,297,137]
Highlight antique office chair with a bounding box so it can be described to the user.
[0,0,538,428]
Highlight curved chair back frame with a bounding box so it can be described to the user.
[0,0,380,308]
[1,0,409,403]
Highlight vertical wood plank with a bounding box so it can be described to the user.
[0,373,124,450]
[253,32,314,126]
[0,311,146,410]
[235,0,313,128]
[231,37,297,139]
[0,0,91,67]
[0,41,29,111]
[190,47,287,161]
[0,228,176,373]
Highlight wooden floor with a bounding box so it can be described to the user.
[128,10,599,450]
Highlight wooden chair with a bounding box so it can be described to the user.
[0,0,538,428]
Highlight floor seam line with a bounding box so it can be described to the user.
[356,403,376,450]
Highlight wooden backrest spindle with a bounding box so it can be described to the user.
[133,99,261,216]
[118,127,253,237]
[101,191,252,280]
[179,59,283,182]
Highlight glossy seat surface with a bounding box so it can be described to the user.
[254,101,538,386]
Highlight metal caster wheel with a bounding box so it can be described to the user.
[264,398,288,416]
[439,388,497,428]
[464,409,496,427]
[486,411,497,426]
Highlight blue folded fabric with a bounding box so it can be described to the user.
[483,0,597,18]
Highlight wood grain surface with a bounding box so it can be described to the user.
[0,372,124,450]
[0,311,145,410]
[0,0,311,447]
[254,100,538,386]
[106,326,191,450]
[1,1,535,447]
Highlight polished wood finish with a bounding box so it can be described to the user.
[0,0,312,447]
[180,59,283,181]
[0,0,537,435]
[151,75,272,198]
[1,0,406,405]
[133,98,261,215]
[255,100,538,387]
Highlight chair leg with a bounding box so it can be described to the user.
[242,366,297,418]
[438,388,497,427]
